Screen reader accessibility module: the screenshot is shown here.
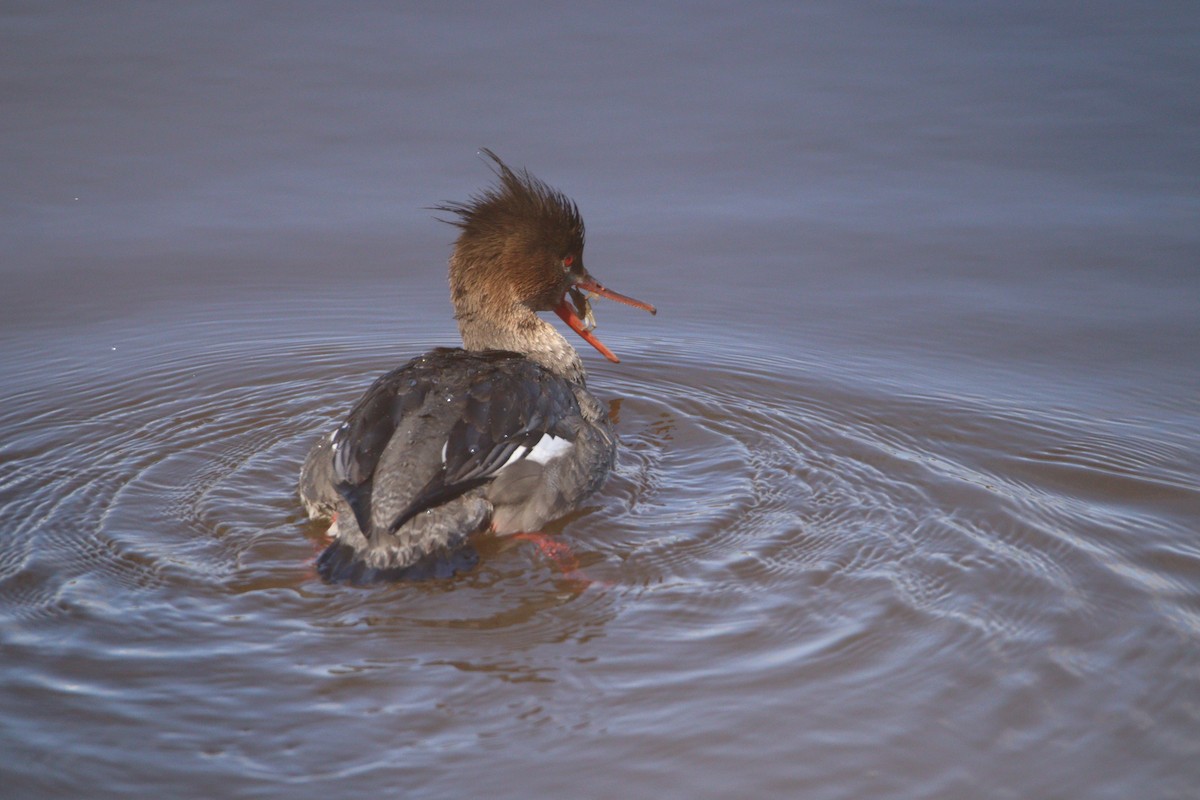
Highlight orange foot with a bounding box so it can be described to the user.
[512,532,580,571]
[511,532,605,589]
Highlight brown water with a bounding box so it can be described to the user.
[3,2,1199,798]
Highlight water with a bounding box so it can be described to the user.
[3,2,1199,797]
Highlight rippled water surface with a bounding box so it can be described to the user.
[4,2,1199,798]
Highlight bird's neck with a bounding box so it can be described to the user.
[455,303,587,386]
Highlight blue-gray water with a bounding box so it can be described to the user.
[2,2,1198,798]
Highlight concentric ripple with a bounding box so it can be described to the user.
[584,340,1200,673]
[3,314,1197,642]
[2,303,1199,795]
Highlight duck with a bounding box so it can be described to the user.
[299,149,656,583]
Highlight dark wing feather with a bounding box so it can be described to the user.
[330,354,434,537]
[327,349,581,542]
[385,354,580,533]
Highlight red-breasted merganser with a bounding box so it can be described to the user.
[299,150,656,583]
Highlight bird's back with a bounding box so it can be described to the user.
[300,348,611,582]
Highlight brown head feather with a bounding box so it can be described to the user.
[433,149,586,312]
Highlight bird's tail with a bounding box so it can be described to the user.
[316,539,480,584]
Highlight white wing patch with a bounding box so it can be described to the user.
[501,445,530,469]
[523,433,573,465]
[439,433,573,473]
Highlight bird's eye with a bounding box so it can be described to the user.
[562,255,574,270]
